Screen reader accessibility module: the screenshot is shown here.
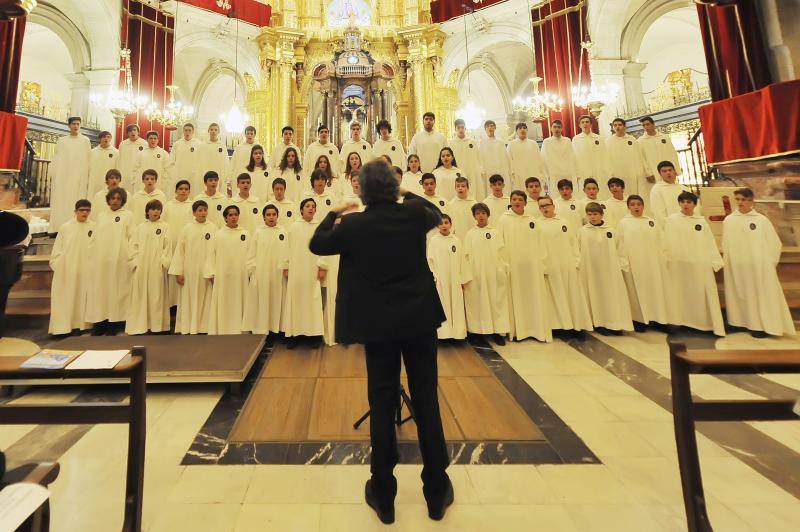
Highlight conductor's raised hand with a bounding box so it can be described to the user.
[332,201,360,215]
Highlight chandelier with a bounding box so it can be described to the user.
[144,85,194,131]
[455,3,486,130]
[571,82,620,118]
[219,16,250,134]
[513,76,563,122]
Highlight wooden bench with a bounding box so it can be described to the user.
[669,342,800,532]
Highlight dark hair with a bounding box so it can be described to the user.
[611,117,626,126]
[557,179,573,190]
[310,168,328,187]
[299,197,317,211]
[203,171,219,183]
[98,130,112,139]
[423,112,435,120]
[488,174,504,185]
[471,202,490,216]
[125,124,139,134]
[454,118,465,127]
[406,153,420,172]
[105,169,122,182]
[551,119,563,127]
[313,155,334,185]
[421,172,436,184]
[246,144,267,172]
[585,201,604,214]
[142,169,158,180]
[145,199,163,216]
[223,205,240,218]
[677,191,698,205]
[349,122,362,130]
[607,177,625,189]
[279,147,302,172]
[379,154,392,165]
[175,179,191,190]
[245,125,256,134]
[392,166,403,180]
[262,204,279,216]
[281,126,294,134]
[75,199,91,210]
[509,190,527,202]
[236,173,251,184]
[515,122,527,130]
[272,177,286,189]
[344,151,363,176]
[208,122,219,130]
[583,178,599,188]
[484,120,496,128]
[359,161,400,205]
[455,176,469,186]
[376,119,391,133]
[440,213,452,223]
[640,116,655,125]
[146,130,158,138]
[317,124,329,133]
[106,187,127,206]
[435,147,458,169]
[657,160,675,172]
[578,115,593,123]
[626,194,644,206]
[182,123,195,130]
[192,200,208,212]
[67,116,81,125]
[525,177,541,187]
[537,195,554,206]
[734,187,754,199]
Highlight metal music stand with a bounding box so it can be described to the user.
[353,384,415,430]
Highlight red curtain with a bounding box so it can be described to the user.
[430,0,504,23]
[117,0,175,150]
[179,0,271,26]
[532,0,590,138]
[696,1,772,100]
[0,16,26,113]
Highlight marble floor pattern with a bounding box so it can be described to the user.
[2,329,800,531]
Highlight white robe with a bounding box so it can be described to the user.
[279,167,305,203]
[199,140,230,185]
[650,182,698,225]
[168,220,214,334]
[507,138,546,192]
[50,134,91,231]
[340,139,373,169]
[130,189,168,225]
[478,137,511,187]
[524,198,543,219]
[463,226,510,334]
[408,130,446,173]
[401,171,424,195]
[280,219,326,337]
[49,219,95,334]
[616,215,677,325]
[373,138,406,169]
[247,167,272,202]
[578,223,634,331]
[305,141,342,177]
[433,166,462,200]
[723,210,795,336]
[170,138,203,192]
[423,194,449,213]
[194,191,229,228]
[447,196,477,237]
[269,141,302,170]
[554,197,583,230]
[601,196,628,228]
[118,137,148,188]
[85,209,133,323]
[605,134,650,198]
[428,233,471,339]
[133,146,170,192]
[638,132,681,181]
[163,197,195,306]
[230,140,260,178]
[204,225,253,334]
[88,146,119,196]
[126,220,171,334]
[272,197,298,228]
[232,194,264,235]
[243,225,288,334]
[540,136,577,192]
[663,212,725,335]
[482,195,510,227]
[572,132,609,197]
[449,136,485,199]
[497,211,552,342]
[301,191,335,223]
[90,187,129,221]
[539,216,593,331]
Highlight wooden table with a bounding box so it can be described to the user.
[669,342,800,532]
[0,346,147,532]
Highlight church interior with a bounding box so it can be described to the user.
[1,0,800,530]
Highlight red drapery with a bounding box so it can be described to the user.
[179,0,271,26]
[117,0,175,150]
[430,0,504,23]
[532,0,590,138]
[696,0,772,100]
[0,16,26,113]
[0,112,28,171]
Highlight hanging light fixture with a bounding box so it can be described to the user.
[570,40,620,118]
[455,4,486,130]
[220,15,249,134]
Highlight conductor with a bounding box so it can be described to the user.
[310,160,453,524]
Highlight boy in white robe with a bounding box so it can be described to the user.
[607,118,651,198]
[447,177,476,236]
[88,131,119,195]
[49,199,95,335]
[130,169,168,225]
[231,126,260,176]
[663,191,725,336]
[199,122,231,192]
[170,123,203,193]
[194,171,229,228]
[507,122,546,192]
[85,188,134,335]
[449,119,484,198]
[463,203,509,344]
[483,175,511,227]
[540,120,577,192]
[49,116,91,232]
[427,215,471,340]
[723,188,795,337]
[579,202,634,334]
[553,179,582,230]
[523,177,544,218]
[204,205,253,334]
[537,197,592,334]
[616,195,676,331]
[373,120,407,169]
[478,120,511,186]
[408,112,446,172]
[91,169,126,221]
[339,122,373,169]
[168,200,214,334]
[421,173,448,212]
[163,179,194,306]
[572,115,609,198]
[126,199,171,334]
[578,178,601,225]
[270,177,297,228]
[650,161,698,225]
[270,125,303,171]
[601,177,628,228]
[231,173,263,234]
[134,131,170,193]
[118,124,148,188]
[302,169,336,223]
[305,124,342,177]
[637,116,681,182]
[281,198,327,348]
[243,204,288,335]
[498,191,552,342]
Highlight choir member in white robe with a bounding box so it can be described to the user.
[117,124,148,188]
[722,188,795,337]
[600,178,629,228]
[125,200,171,334]
[204,206,253,334]
[49,199,95,335]
[498,192,552,342]
[281,198,327,347]
[130,170,168,225]
[540,120,578,194]
[243,204,288,334]
[432,147,462,200]
[427,215,471,340]
[478,120,511,187]
[578,178,602,225]
[84,188,133,332]
[553,179,583,230]
[90,170,126,221]
[408,113,446,172]
[170,123,203,193]
[269,126,303,170]
[447,177,477,236]
[194,171,229,228]
[231,173,263,234]
[421,173,449,213]
[663,192,725,336]
[163,180,194,306]
[373,120,407,169]
[483,175,511,227]
[302,170,336,223]
[309,155,345,202]
[341,173,365,213]
[462,203,509,343]
[168,201,214,334]
[579,202,634,333]
[523,177,544,218]
[49,117,91,232]
[199,123,230,190]
[245,144,271,201]
[507,123,546,192]
[616,195,676,328]
[637,116,681,182]
[277,147,304,203]
[305,125,342,177]
[231,126,261,177]
[607,118,651,198]
[88,131,119,196]
[449,119,485,199]
[270,178,298,228]
[649,161,699,225]
[401,154,425,195]
[537,197,593,332]
[340,122,374,169]
[134,131,171,193]
[572,116,609,198]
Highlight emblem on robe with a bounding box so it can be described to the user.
[156,228,162,235]
[139,146,144,151]
[456,173,461,177]
[156,154,161,158]
[205,233,211,240]
[108,153,113,158]
[562,225,567,232]
[329,150,333,155]
[485,232,491,239]
[362,145,367,150]
[749,223,757,230]
[287,211,293,217]
[296,174,301,180]
[695,224,702,231]
[439,201,445,206]
[190,147,195,152]
[661,139,667,144]
[241,235,246,241]
[507,205,511,209]
[88,230,93,237]
[115,216,120,222]
[627,141,633,145]
[253,207,258,214]
[264,171,269,177]
[649,220,655,227]
[606,231,612,238]
[469,143,473,148]
[570,204,576,210]
[391,146,396,151]
[529,222,535,229]
[218,147,223,152]
[594,140,599,145]
[279,234,285,241]
[326,199,331,205]
[217,204,222,210]
[451,245,456,253]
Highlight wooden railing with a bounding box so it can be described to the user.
[677,128,715,193]
[12,139,51,208]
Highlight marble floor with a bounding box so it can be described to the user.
[2,326,800,531]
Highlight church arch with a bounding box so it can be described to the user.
[620,0,696,61]
[27,2,92,72]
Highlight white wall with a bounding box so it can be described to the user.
[19,23,73,116]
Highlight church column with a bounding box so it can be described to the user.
[622,62,647,116]
[588,58,628,133]
[410,57,425,130]
[65,72,90,122]
[321,90,329,129]
[279,57,293,130]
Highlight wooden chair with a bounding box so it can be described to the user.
[1,458,60,532]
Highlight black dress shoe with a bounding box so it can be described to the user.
[633,321,648,333]
[365,479,395,524]
[751,330,769,338]
[425,480,454,521]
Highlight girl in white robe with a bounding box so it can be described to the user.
[163,180,194,306]
[427,215,471,340]
[168,201,214,334]
[310,154,345,202]
[49,200,95,335]
[278,147,304,203]
[125,200,172,335]
[432,147,462,200]
[243,205,288,335]
[245,144,272,201]
[401,154,424,195]
[204,206,253,334]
